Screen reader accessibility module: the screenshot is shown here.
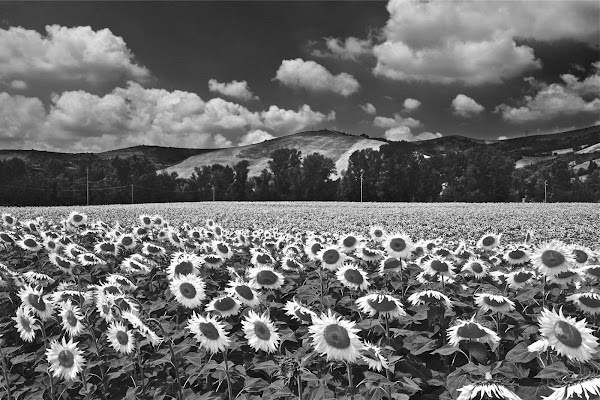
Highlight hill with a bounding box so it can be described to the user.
[165,130,385,178]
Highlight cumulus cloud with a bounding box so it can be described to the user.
[0,25,150,88]
[310,37,372,60]
[403,98,421,112]
[496,67,600,123]
[274,58,360,96]
[208,79,258,101]
[385,126,442,142]
[10,80,27,90]
[238,129,275,147]
[0,82,335,152]
[373,114,421,129]
[451,94,485,118]
[372,0,599,85]
[360,103,376,115]
[261,104,335,134]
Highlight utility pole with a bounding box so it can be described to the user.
[544,180,548,203]
[86,167,89,206]
[131,184,134,204]
[212,185,215,202]
[360,171,363,203]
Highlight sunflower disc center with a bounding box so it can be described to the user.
[257,254,271,264]
[323,250,340,264]
[73,215,83,223]
[217,244,228,253]
[215,297,236,311]
[179,282,197,299]
[116,331,129,345]
[199,322,220,340]
[295,309,313,322]
[58,350,75,368]
[456,323,487,339]
[430,260,449,273]
[66,310,78,327]
[175,261,194,275]
[122,237,133,246]
[553,320,583,348]
[28,294,46,311]
[483,297,507,307]
[323,324,351,349]
[471,263,483,273]
[541,250,566,268]
[235,285,254,300]
[257,270,278,285]
[24,239,37,247]
[311,243,322,254]
[574,250,588,264]
[367,297,398,312]
[509,250,525,259]
[344,269,364,284]
[253,321,271,340]
[514,272,533,283]
[482,237,495,246]
[383,258,401,270]
[390,238,406,252]
[20,316,31,331]
[580,296,600,309]
[343,237,357,248]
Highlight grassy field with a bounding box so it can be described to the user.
[3,202,598,247]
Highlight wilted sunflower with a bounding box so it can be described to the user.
[368,226,387,243]
[248,266,285,289]
[476,233,501,251]
[309,309,363,363]
[474,293,516,314]
[46,337,86,381]
[205,295,241,317]
[22,271,55,287]
[242,311,281,353]
[336,263,370,291]
[106,321,135,354]
[383,233,414,259]
[187,313,231,354]
[543,375,600,400]
[447,316,500,348]
[407,289,453,309]
[361,342,389,372]
[226,278,261,307]
[284,298,317,324]
[170,275,207,309]
[356,293,407,320]
[538,308,598,362]
[531,241,575,277]
[13,305,38,342]
[567,290,600,315]
[457,380,522,400]
[60,300,85,338]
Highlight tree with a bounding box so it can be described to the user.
[231,160,250,200]
[268,148,302,200]
[301,153,336,200]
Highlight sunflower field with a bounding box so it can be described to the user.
[0,208,599,400]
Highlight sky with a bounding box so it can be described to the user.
[0,0,599,153]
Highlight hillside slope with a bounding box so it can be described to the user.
[166,130,385,178]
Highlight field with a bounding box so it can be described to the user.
[0,203,599,400]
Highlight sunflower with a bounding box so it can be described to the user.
[205,295,241,317]
[12,305,39,342]
[567,291,600,315]
[214,241,234,259]
[284,298,317,324]
[309,309,363,363]
[317,246,348,271]
[77,252,104,266]
[43,237,61,253]
[476,233,501,251]
[203,254,224,269]
[139,215,154,228]
[170,275,206,309]
[19,285,54,320]
[22,271,55,287]
[63,243,87,259]
[251,251,275,267]
[462,257,489,279]
[106,321,135,354]
[368,226,387,243]
[356,293,407,320]
[547,269,583,286]
[0,231,16,245]
[474,293,515,314]
[248,266,285,289]
[107,274,137,292]
[506,269,535,290]
[2,213,17,228]
[447,316,500,348]
[538,308,598,362]
[122,311,163,347]
[338,234,361,253]
[305,239,324,261]
[583,265,600,280]
[167,253,201,280]
[527,338,549,353]
[531,241,575,277]
[94,241,120,257]
[121,256,152,275]
[571,245,594,267]
[187,313,231,354]
[457,381,522,400]
[280,256,304,272]
[407,289,453,309]
[242,311,281,353]
[46,337,86,381]
[361,342,389,372]
[504,246,530,266]
[16,235,42,252]
[95,282,123,299]
[379,257,403,275]
[226,278,261,307]
[383,233,414,259]
[422,255,456,278]
[336,263,370,291]
[543,375,600,400]
[141,243,166,257]
[354,245,383,263]
[168,230,184,248]
[67,211,88,227]
[60,300,85,338]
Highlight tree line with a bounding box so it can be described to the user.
[0,143,598,205]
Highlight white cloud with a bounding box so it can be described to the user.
[371,0,600,85]
[0,82,335,152]
[498,136,509,141]
[274,58,360,96]
[310,37,372,60]
[238,129,275,147]
[208,79,258,101]
[385,126,442,142]
[451,94,485,118]
[374,114,421,129]
[10,80,27,90]
[403,98,421,112]
[261,104,335,134]
[0,25,150,88]
[360,103,376,115]
[496,68,600,123]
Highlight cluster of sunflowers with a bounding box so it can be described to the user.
[0,211,599,400]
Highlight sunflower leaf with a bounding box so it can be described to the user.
[534,361,571,379]
[505,342,537,363]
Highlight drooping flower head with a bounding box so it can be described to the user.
[309,309,363,363]
[361,342,389,372]
[543,375,600,400]
[457,380,522,400]
[461,257,489,279]
[356,293,407,320]
[567,290,600,315]
[355,245,383,263]
[12,304,39,342]
[379,257,403,275]
[407,289,453,309]
[506,269,536,290]
[422,255,455,278]
[60,300,85,338]
[284,298,317,324]
[503,246,530,266]
[18,285,54,320]
[474,293,516,314]
[447,316,500,348]
[538,308,598,362]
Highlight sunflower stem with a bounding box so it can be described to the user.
[317,269,325,311]
[345,362,354,400]
[297,372,303,400]
[384,316,393,400]
[0,342,13,400]
[542,276,546,310]
[136,340,145,399]
[40,322,56,400]
[80,364,91,400]
[223,349,233,400]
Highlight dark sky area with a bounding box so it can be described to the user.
[0,1,598,152]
